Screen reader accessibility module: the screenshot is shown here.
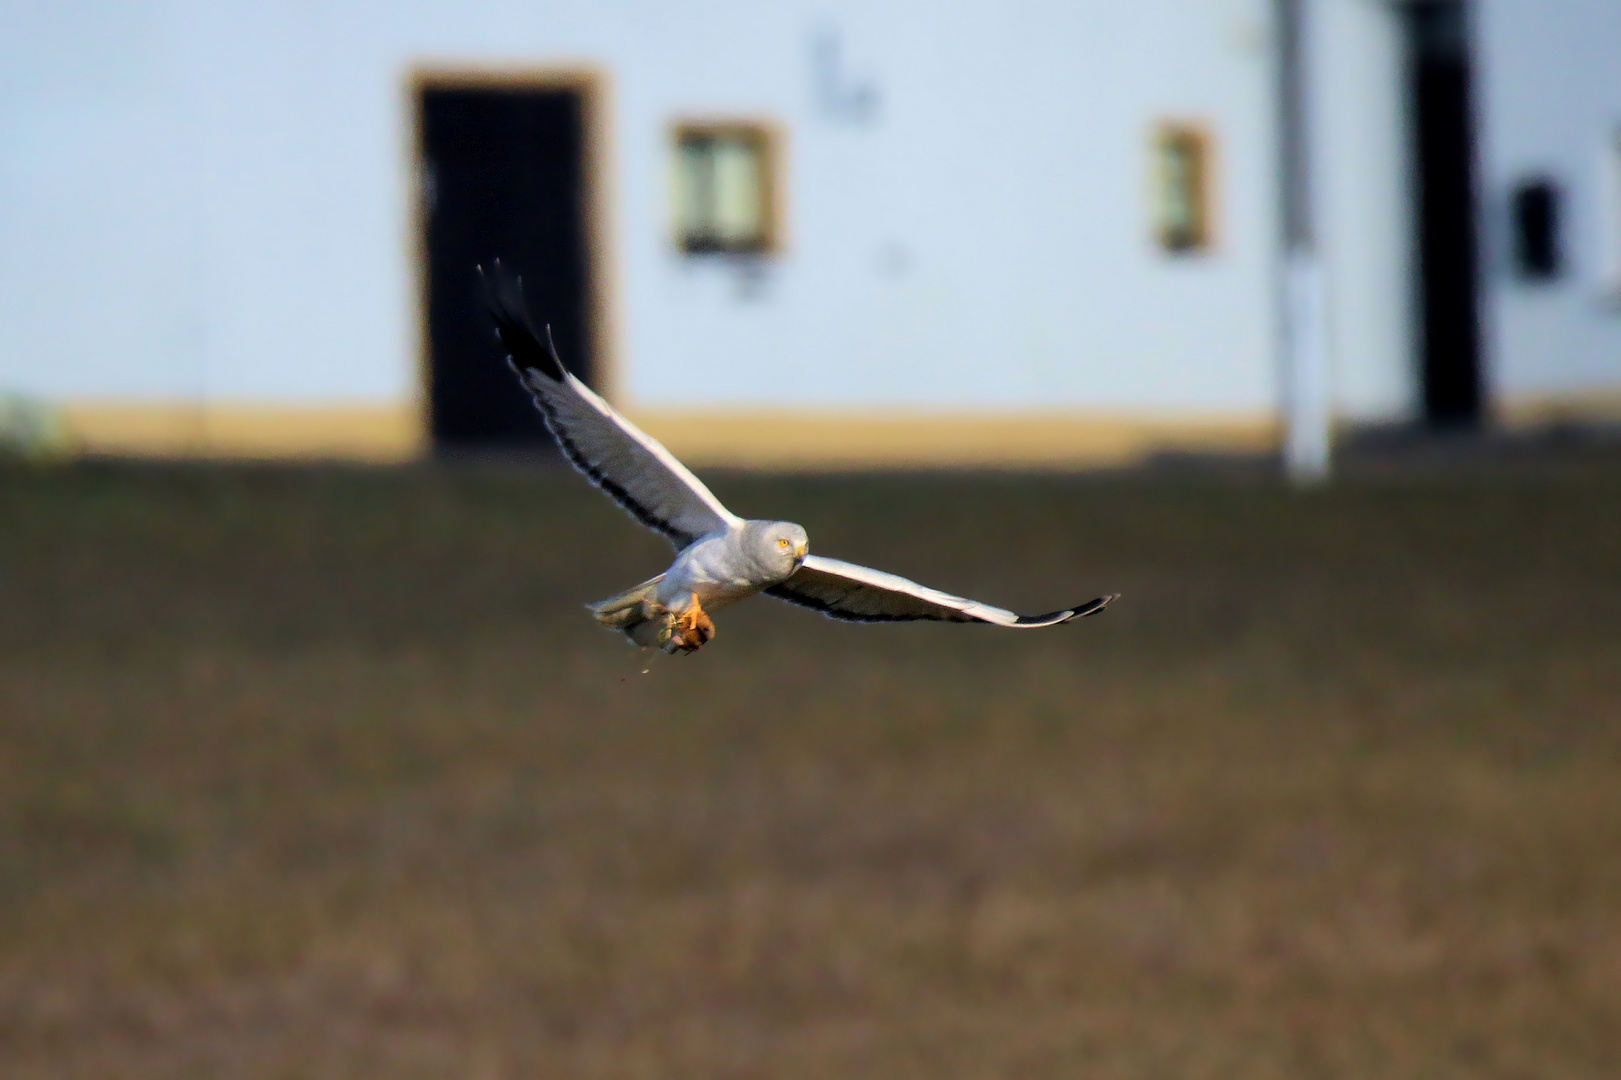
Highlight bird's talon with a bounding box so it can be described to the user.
[664,598,715,654]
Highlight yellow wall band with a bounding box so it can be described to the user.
[629,410,1278,469]
[46,393,1621,468]
[1496,391,1621,430]
[57,403,424,462]
[53,400,1275,468]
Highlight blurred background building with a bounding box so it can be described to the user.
[0,0,1616,467]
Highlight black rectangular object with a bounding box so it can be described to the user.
[421,86,593,451]
[1512,179,1561,280]
[1406,3,1483,428]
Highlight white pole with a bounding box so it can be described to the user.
[1284,250,1331,480]
[1277,0,1332,483]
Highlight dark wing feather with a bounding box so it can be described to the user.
[482,262,739,549]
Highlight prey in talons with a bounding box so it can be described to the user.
[665,597,717,654]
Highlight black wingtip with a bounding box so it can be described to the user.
[1071,593,1119,619]
[1014,593,1118,627]
[479,259,565,382]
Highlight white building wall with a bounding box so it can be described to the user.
[1,0,1283,430]
[1475,0,1621,411]
[0,1,207,400]
[629,0,1280,414]
[0,0,414,404]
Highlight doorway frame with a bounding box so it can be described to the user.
[407,65,618,452]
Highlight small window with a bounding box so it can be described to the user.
[672,123,780,255]
[1153,124,1213,253]
[1511,177,1561,281]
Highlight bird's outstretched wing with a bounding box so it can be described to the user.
[766,554,1117,626]
[483,263,741,549]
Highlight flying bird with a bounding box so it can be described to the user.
[482,263,1117,654]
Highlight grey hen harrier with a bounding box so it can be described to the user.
[483,263,1117,654]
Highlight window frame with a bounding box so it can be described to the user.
[669,120,784,257]
[1151,121,1216,255]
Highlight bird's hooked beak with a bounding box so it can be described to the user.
[794,541,809,560]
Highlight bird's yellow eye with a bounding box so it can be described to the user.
[778,538,791,549]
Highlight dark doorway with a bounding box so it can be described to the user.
[420,82,595,452]
[1405,3,1483,427]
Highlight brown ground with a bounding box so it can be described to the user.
[0,458,1618,1078]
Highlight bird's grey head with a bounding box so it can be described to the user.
[742,520,810,579]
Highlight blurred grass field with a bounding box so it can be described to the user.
[1,457,1619,1079]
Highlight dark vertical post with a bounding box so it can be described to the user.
[1277,0,1312,253]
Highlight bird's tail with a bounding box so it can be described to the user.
[588,574,671,646]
